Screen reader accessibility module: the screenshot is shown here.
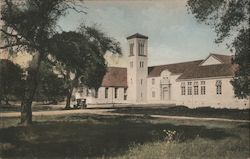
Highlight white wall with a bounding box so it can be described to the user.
[127,38,148,103]
[201,56,221,66]
[176,78,249,109]
[86,87,128,104]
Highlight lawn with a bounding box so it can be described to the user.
[0,113,249,159]
[112,106,250,120]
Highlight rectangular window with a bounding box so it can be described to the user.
[216,80,222,95]
[201,81,205,85]
[188,86,192,95]
[138,42,145,56]
[201,86,206,95]
[194,86,198,95]
[152,78,155,85]
[124,88,127,100]
[201,81,206,95]
[181,86,185,95]
[141,79,143,85]
[114,88,118,98]
[129,43,134,56]
[152,91,155,98]
[216,85,222,94]
[181,82,186,95]
[105,88,108,98]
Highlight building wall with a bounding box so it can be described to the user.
[127,38,148,103]
[75,87,128,104]
[175,77,248,109]
[146,74,248,109]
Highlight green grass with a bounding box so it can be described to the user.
[112,106,250,120]
[0,114,249,159]
[0,103,63,112]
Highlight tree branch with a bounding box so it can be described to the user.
[0,42,29,49]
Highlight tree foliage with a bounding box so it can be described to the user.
[187,0,250,98]
[0,59,24,104]
[48,25,121,108]
[0,0,86,125]
[34,61,68,104]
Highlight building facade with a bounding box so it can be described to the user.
[74,33,249,109]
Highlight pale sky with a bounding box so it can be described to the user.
[1,0,230,68]
[58,0,229,67]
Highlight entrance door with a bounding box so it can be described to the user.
[162,87,170,100]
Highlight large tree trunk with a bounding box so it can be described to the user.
[20,53,42,126]
[65,86,74,109]
[65,76,78,109]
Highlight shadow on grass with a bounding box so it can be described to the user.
[0,115,239,158]
[111,106,250,120]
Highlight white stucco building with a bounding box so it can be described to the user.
[74,33,249,109]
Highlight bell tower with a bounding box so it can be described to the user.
[127,33,148,103]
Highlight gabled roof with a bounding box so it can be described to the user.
[178,64,236,80]
[101,67,127,87]
[148,60,202,77]
[127,33,148,40]
[210,53,232,64]
[199,53,232,66]
[148,54,235,80]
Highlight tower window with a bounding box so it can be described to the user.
[141,79,143,85]
[138,41,145,56]
[105,88,108,98]
[129,43,134,56]
[130,61,133,68]
[140,61,144,68]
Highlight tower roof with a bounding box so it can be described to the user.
[126,33,148,40]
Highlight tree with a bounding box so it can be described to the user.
[0,0,86,125]
[187,0,250,98]
[49,25,121,108]
[34,61,67,104]
[0,0,121,124]
[0,59,24,104]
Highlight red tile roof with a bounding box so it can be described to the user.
[101,54,235,85]
[178,64,236,80]
[148,60,202,77]
[101,67,127,87]
[148,54,235,79]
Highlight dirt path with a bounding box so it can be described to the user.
[1,109,249,123]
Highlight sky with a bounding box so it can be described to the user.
[57,0,230,67]
[0,0,230,68]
